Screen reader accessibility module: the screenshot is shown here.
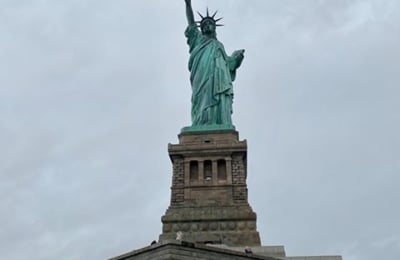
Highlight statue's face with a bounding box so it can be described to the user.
[201,20,216,34]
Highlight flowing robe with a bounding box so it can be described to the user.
[185,25,238,126]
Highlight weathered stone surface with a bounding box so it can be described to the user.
[160,130,261,246]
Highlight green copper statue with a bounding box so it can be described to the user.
[183,0,244,131]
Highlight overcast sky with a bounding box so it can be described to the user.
[1,0,399,260]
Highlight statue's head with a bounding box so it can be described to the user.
[201,18,216,34]
[197,8,223,36]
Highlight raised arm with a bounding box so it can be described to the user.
[185,0,195,26]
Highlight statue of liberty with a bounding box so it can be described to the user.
[183,0,245,131]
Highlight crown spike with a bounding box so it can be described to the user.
[197,8,223,29]
[197,11,204,19]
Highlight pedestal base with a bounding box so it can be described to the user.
[160,130,261,246]
[160,204,261,246]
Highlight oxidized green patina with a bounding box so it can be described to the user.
[182,0,244,133]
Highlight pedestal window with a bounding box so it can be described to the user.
[189,161,199,181]
[204,160,212,181]
[217,159,227,180]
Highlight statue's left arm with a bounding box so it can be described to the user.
[228,49,245,81]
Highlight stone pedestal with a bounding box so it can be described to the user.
[111,130,342,260]
[160,130,261,246]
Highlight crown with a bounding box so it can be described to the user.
[196,8,224,28]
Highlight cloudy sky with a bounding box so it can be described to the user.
[1,0,399,259]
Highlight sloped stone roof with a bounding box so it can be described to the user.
[110,240,283,260]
